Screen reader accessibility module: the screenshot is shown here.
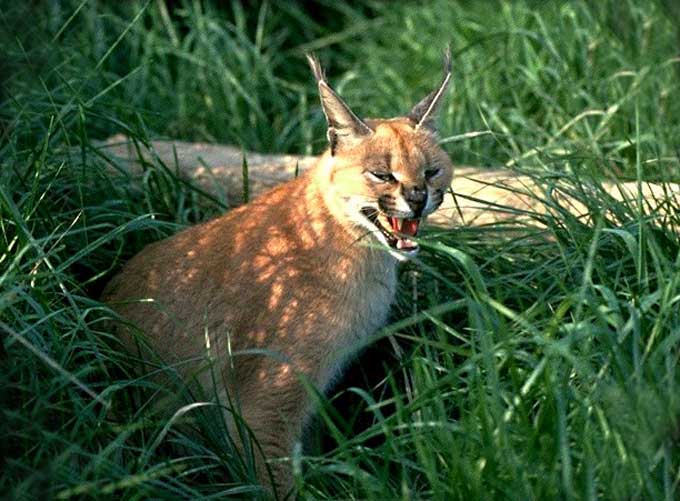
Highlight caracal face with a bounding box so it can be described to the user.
[307,49,453,257]
[329,118,453,255]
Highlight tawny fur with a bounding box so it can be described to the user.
[103,54,453,497]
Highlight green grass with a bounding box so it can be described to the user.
[2,1,680,499]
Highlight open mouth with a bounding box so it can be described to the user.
[361,208,421,252]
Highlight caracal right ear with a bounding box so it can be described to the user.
[306,53,373,155]
[408,45,452,132]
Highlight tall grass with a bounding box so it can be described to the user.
[2,1,679,499]
[347,1,680,178]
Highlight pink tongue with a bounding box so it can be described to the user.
[401,219,419,236]
[388,217,420,236]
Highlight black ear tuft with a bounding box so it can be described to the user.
[305,53,326,84]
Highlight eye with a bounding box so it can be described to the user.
[367,170,396,183]
[425,168,441,180]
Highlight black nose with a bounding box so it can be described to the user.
[402,185,427,216]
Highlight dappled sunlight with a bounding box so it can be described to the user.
[99,118,464,491]
[100,117,463,483]
[103,44,458,494]
[102,164,397,402]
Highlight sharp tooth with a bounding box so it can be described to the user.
[397,238,418,251]
[397,219,403,232]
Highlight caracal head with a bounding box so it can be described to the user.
[306,48,454,258]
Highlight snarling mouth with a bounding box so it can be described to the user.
[361,208,421,252]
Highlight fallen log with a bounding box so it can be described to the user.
[99,134,680,231]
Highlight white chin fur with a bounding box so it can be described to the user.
[391,245,419,261]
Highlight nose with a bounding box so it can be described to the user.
[401,184,428,216]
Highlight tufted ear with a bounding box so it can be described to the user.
[409,46,452,132]
[306,53,373,155]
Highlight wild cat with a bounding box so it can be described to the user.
[103,48,453,497]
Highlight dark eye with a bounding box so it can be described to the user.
[425,168,440,180]
[368,170,396,183]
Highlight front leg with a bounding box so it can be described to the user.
[229,359,311,499]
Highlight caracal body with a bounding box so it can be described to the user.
[103,50,454,496]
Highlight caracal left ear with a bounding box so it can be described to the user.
[409,46,452,132]
[306,53,373,155]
